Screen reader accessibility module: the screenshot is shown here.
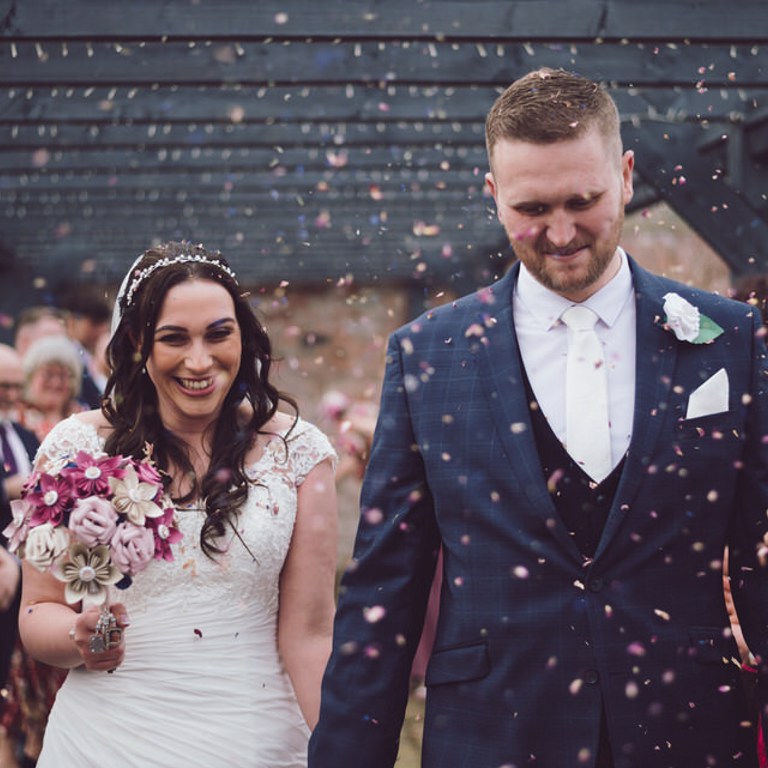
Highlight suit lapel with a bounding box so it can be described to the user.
[594,259,680,558]
[471,263,583,560]
[472,258,680,561]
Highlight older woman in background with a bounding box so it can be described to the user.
[18,335,85,441]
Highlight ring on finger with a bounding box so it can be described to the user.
[89,609,120,654]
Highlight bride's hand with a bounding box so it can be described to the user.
[71,602,130,672]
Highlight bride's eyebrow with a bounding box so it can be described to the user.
[155,317,236,334]
[207,317,236,329]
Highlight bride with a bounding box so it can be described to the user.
[12,241,338,767]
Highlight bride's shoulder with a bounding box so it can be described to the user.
[267,410,297,434]
[36,410,113,471]
[243,410,298,465]
[63,409,112,441]
[73,409,111,430]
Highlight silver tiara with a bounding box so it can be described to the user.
[124,253,238,307]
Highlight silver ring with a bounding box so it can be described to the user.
[88,609,122,654]
[89,633,106,654]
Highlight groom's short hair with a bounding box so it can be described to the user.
[485,67,622,169]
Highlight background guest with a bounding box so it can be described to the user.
[0,345,37,504]
[12,308,66,360]
[0,344,38,733]
[58,288,112,409]
[3,337,79,766]
[18,335,85,442]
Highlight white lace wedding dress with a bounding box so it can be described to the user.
[34,414,336,768]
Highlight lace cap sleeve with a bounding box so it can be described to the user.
[34,414,105,474]
[287,418,337,485]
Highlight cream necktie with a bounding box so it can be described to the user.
[561,305,612,483]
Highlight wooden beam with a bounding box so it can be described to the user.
[2,224,506,286]
[0,144,490,172]
[0,84,498,123]
[2,170,491,197]
[2,84,760,127]
[2,40,766,88]
[6,1,768,43]
[0,120,487,149]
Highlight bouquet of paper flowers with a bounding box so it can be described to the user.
[4,448,182,608]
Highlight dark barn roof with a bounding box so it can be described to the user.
[0,0,767,308]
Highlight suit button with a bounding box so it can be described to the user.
[588,578,604,592]
[584,669,600,685]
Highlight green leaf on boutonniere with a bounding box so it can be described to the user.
[693,314,724,344]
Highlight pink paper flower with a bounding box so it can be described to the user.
[68,496,119,547]
[146,507,183,562]
[26,472,73,527]
[135,459,163,488]
[20,470,41,496]
[3,498,34,553]
[63,451,125,497]
[110,521,155,576]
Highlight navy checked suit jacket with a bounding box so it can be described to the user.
[310,257,768,768]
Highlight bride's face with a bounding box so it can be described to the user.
[144,278,242,430]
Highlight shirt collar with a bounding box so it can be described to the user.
[515,248,633,331]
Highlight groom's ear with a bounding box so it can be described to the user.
[485,172,501,223]
[485,171,497,199]
[621,150,634,206]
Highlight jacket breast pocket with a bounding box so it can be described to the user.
[676,411,739,440]
[674,412,742,462]
[425,641,490,687]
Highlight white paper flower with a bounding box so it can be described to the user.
[663,292,700,342]
[24,523,70,572]
[662,292,724,345]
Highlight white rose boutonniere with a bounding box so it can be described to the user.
[662,292,724,344]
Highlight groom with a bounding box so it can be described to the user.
[309,68,768,767]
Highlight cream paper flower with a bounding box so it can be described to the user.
[24,523,70,572]
[54,542,122,607]
[109,465,164,526]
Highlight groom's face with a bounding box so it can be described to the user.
[485,126,634,302]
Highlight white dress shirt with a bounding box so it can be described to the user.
[513,249,636,471]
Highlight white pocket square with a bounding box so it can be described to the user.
[685,368,729,419]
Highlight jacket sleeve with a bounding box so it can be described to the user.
[726,308,768,751]
[309,332,441,767]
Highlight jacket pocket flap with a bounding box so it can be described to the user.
[425,641,490,687]
[676,412,739,440]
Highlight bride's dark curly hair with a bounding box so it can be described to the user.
[102,241,298,558]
